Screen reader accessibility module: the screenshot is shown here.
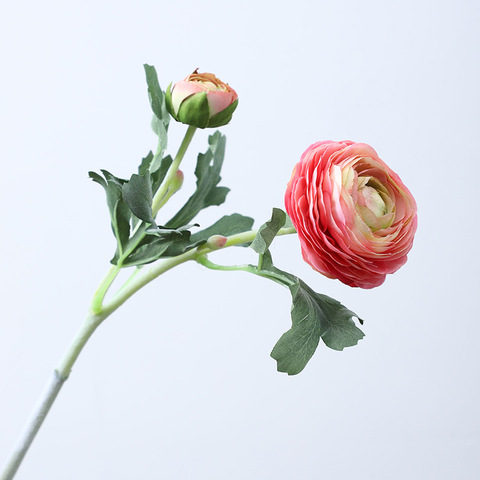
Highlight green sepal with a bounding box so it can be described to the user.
[207,99,239,128]
[177,92,210,128]
[251,208,287,254]
[165,82,177,120]
[167,131,229,228]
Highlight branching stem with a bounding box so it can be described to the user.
[0,116,295,479]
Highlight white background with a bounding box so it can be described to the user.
[1,0,479,478]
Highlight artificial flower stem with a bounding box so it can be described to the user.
[151,125,196,217]
[55,314,107,377]
[0,226,297,480]
[257,253,264,271]
[196,255,292,288]
[0,373,64,480]
[103,226,296,315]
[0,313,106,480]
[222,226,296,248]
[112,125,196,273]
[90,265,121,314]
[93,125,196,289]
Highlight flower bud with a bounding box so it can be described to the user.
[205,235,227,249]
[170,169,184,193]
[166,70,238,128]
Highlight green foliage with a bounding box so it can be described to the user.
[271,279,364,375]
[88,170,131,258]
[138,151,154,176]
[144,64,170,168]
[251,208,287,254]
[283,214,295,229]
[256,252,364,375]
[90,75,249,268]
[120,226,194,267]
[190,214,254,245]
[88,65,364,378]
[122,173,155,226]
[167,131,229,228]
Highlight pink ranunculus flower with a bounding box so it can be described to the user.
[165,70,238,129]
[285,141,417,289]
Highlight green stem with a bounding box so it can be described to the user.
[90,125,198,313]
[98,226,296,317]
[196,256,293,288]
[55,314,106,378]
[0,313,106,480]
[90,265,121,314]
[112,125,197,274]
[257,253,264,271]
[0,373,64,480]
[222,226,296,248]
[151,125,196,216]
[0,224,296,479]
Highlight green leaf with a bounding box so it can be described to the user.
[284,214,295,229]
[132,214,253,262]
[151,155,173,193]
[121,226,193,266]
[88,171,107,189]
[121,239,170,266]
[138,151,173,192]
[310,291,365,350]
[167,131,229,228]
[144,64,170,127]
[270,276,365,375]
[144,64,170,161]
[251,208,287,254]
[122,173,155,226]
[122,237,177,267]
[89,170,131,256]
[138,151,154,176]
[255,251,364,375]
[190,214,254,245]
[145,223,197,237]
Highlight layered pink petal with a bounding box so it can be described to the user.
[285,140,417,289]
[171,71,238,118]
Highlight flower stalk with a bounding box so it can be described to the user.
[0,214,295,480]
[151,125,196,216]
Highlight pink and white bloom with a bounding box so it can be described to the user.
[285,140,417,288]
